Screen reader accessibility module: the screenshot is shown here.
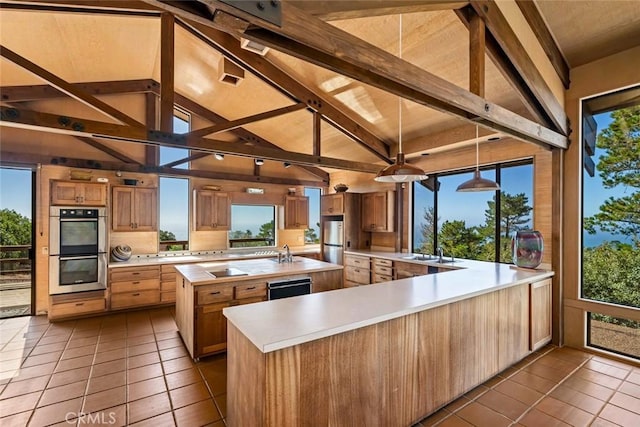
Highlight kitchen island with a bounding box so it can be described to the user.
[223,255,554,426]
[174,257,342,359]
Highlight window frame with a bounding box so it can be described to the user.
[228,204,277,249]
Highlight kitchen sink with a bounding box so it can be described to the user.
[268,257,303,263]
[207,268,249,278]
[401,254,435,261]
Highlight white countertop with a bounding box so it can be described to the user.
[174,256,342,285]
[223,253,553,353]
[108,245,320,268]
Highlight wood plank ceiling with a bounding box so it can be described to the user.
[1,0,639,185]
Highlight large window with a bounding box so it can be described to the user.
[159,112,191,251]
[581,91,639,359]
[412,161,533,263]
[229,205,276,248]
[304,187,321,244]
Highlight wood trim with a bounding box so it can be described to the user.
[160,12,175,133]
[515,0,570,89]
[469,12,485,97]
[313,112,321,157]
[564,298,640,323]
[468,1,568,135]
[177,19,392,161]
[551,147,563,345]
[188,103,307,138]
[0,45,144,128]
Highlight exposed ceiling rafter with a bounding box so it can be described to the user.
[0,106,382,173]
[145,0,567,149]
[290,0,469,21]
[160,152,210,168]
[0,44,145,127]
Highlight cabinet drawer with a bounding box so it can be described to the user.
[161,265,176,274]
[161,280,176,292]
[373,258,393,268]
[111,266,160,282]
[374,265,393,276]
[238,296,267,305]
[111,278,159,294]
[161,272,176,282]
[345,255,370,268]
[197,286,234,305]
[234,282,267,300]
[111,290,160,309]
[345,266,370,284]
[50,298,105,318]
[161,291,176,303]
[343,279,362,288]
[373,273,393,283]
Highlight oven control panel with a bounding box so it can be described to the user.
[59,209,100,218]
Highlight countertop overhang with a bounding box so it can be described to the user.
[223,251,554,353]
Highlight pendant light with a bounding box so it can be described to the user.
[375,15,428,183]
[456,125,500,192]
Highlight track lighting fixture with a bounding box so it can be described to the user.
[255,158,264,166]
[214,153,224,160]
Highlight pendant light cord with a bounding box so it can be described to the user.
[398,14,403,154]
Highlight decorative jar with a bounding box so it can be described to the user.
[511,230,543,269]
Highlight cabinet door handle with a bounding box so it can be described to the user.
[132,272,140,275]
[132,293,140,296]
[354,260,361,264]
[355,269,360,273]
[246,286,256,290]
[132,281,140,285]
[328,208,333,212]
[75,302,84,306]
[210,291,220,295]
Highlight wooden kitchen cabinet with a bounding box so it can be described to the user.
[160,265,177,303]
[48,290,107,320]
[109,265,160,310]
[284,196,309,229]
[196,301,232,356]
[394,261,428,279]
[530,278,552,351]
[321,193,345,215]
[50,180,107,206]
[361,191,394,232]
[344,254,371,287]
[372,258,393,283]
[112,186,157,231]
[194,190,230,231]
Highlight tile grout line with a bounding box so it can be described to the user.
[588,359,636,424]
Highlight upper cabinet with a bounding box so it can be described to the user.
[320,193,345,215]
[194,190,230,231]
[50,180,107,206]
[112,186,157,231]
[284,196,309,229]
[361,191,395,232]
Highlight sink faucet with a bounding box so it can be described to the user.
[436,247,444,263]
[283,244,292,263]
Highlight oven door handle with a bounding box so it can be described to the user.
[59,255,99,261]
[59,218,99,222]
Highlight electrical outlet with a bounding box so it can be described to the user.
[42,247,48,255]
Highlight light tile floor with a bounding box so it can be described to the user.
[1,308,639,426]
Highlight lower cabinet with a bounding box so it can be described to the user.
[530,278,552,350]
[160,265,177,303]
[394,261,428,279]
[49,290,107,320]
[344,254,371,287]
[196,301,232,356]
[109,265,160,310]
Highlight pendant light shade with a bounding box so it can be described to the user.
[456,125,500,192]
[375,153,428,182]
[375,14,428,183]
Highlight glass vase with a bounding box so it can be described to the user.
[511,230,544,269]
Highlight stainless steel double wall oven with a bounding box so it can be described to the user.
[49,206,107,294]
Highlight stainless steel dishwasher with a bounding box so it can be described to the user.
[267,277,312,300]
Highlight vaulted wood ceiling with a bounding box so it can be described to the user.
[1,0,639,185]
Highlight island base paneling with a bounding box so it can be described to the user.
[226,284,531,426]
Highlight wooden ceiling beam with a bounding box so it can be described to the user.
[0,79,159,102]
[313,112,321,157]
[161,152,209,168]
[402,123,501,155]
[179,19,392,162]
[515,0,570,89]
[188,102,307,138]
[0,151,325,186]
[0,106,381,173]
[290,0,469,21]
[469,12,485,97]
[468,1,568,135]
[0,45,145,127]
[151,1,567,149]
[145,91,159,166]
[174,94,329,182]
[76,136,143,165]
[160,12,175,133]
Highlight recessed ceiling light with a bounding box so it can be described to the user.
[283,162,291,168]
[255,158,264,166]
[214,153,224,160]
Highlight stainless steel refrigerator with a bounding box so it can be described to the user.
[323,220,344,264]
